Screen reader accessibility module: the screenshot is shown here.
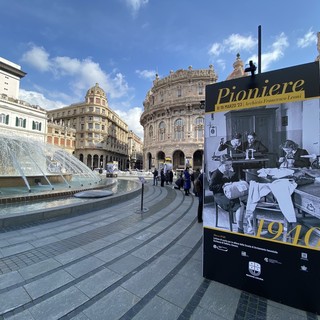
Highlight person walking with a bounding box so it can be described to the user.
[183,167,191,196]
[153,168,158,186]
[160,169,165,187]
[195,170,204,223]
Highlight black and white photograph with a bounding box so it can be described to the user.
[203,62,320,248]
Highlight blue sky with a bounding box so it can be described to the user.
[1,0,319,138]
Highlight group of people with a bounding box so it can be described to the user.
[209,136,311,234]
[152,168,174,186]
[218,132,311,168]
[218,132,269,156]
[152,166,204,223]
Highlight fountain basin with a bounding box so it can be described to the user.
[0,178,142,228]
[0,174,72,187]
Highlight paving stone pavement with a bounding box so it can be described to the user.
[0,183,319,320]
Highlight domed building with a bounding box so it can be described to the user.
[140,66,217,172]
[47,83,129,170]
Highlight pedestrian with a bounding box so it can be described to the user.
[183,167,191,195]
[168,170,173,184]
[165,170,170,185]
[195,170,204,223]
[192,168,200,196]
[153,168,158,186]
[160,169,165,187]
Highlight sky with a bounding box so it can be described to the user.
[1,0,319,138]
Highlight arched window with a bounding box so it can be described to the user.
[159,121,166,141]
[194,117,204,139]
[174,118,184,140]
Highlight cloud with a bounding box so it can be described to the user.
[21,45,51,72]
[208,34,257,57]
[115,106,144,138]
[125,0,149,16]
[297,29,317,48]
[19,45,143,135]
[247,32,289,71]
[135,69,157,81]
[208,43,223,57]
[224,34,257,53]
[19,89,65,110]
[21,45,131,100]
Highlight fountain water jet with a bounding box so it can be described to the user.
[0,133,103,196]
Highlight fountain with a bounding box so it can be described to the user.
[0,134,142,228]
[0,133,103,198]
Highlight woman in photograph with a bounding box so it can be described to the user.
[209,154,246,233]
[279,140,310,168]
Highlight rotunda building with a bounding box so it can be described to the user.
[140,65,217,172]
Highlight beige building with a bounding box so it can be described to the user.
[128,130,143,170]
[47,122,76,154]
[47,83,129,170]
[140,66,218,172]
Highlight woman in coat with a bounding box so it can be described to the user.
[183,167,191,196]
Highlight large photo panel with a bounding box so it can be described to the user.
[203,61,320,313]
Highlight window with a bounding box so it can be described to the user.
[0,113,9,125]
[159,121,166,141]
[149,125,153,138]
[15,117,26,128]
[32,121,42,131]
[194,117,204,139]
[177,86,182,97]
[198,83,204,95]
[160,91,164,102]
[174,118,184,140]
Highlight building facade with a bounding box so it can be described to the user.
[46,122,76,154]
[47,83,129,170]
[128,130,143,170]
[0,57,47,142]
[140,66,218,172]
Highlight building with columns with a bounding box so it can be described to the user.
[140,66,218,172]
[47,83,129,170]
